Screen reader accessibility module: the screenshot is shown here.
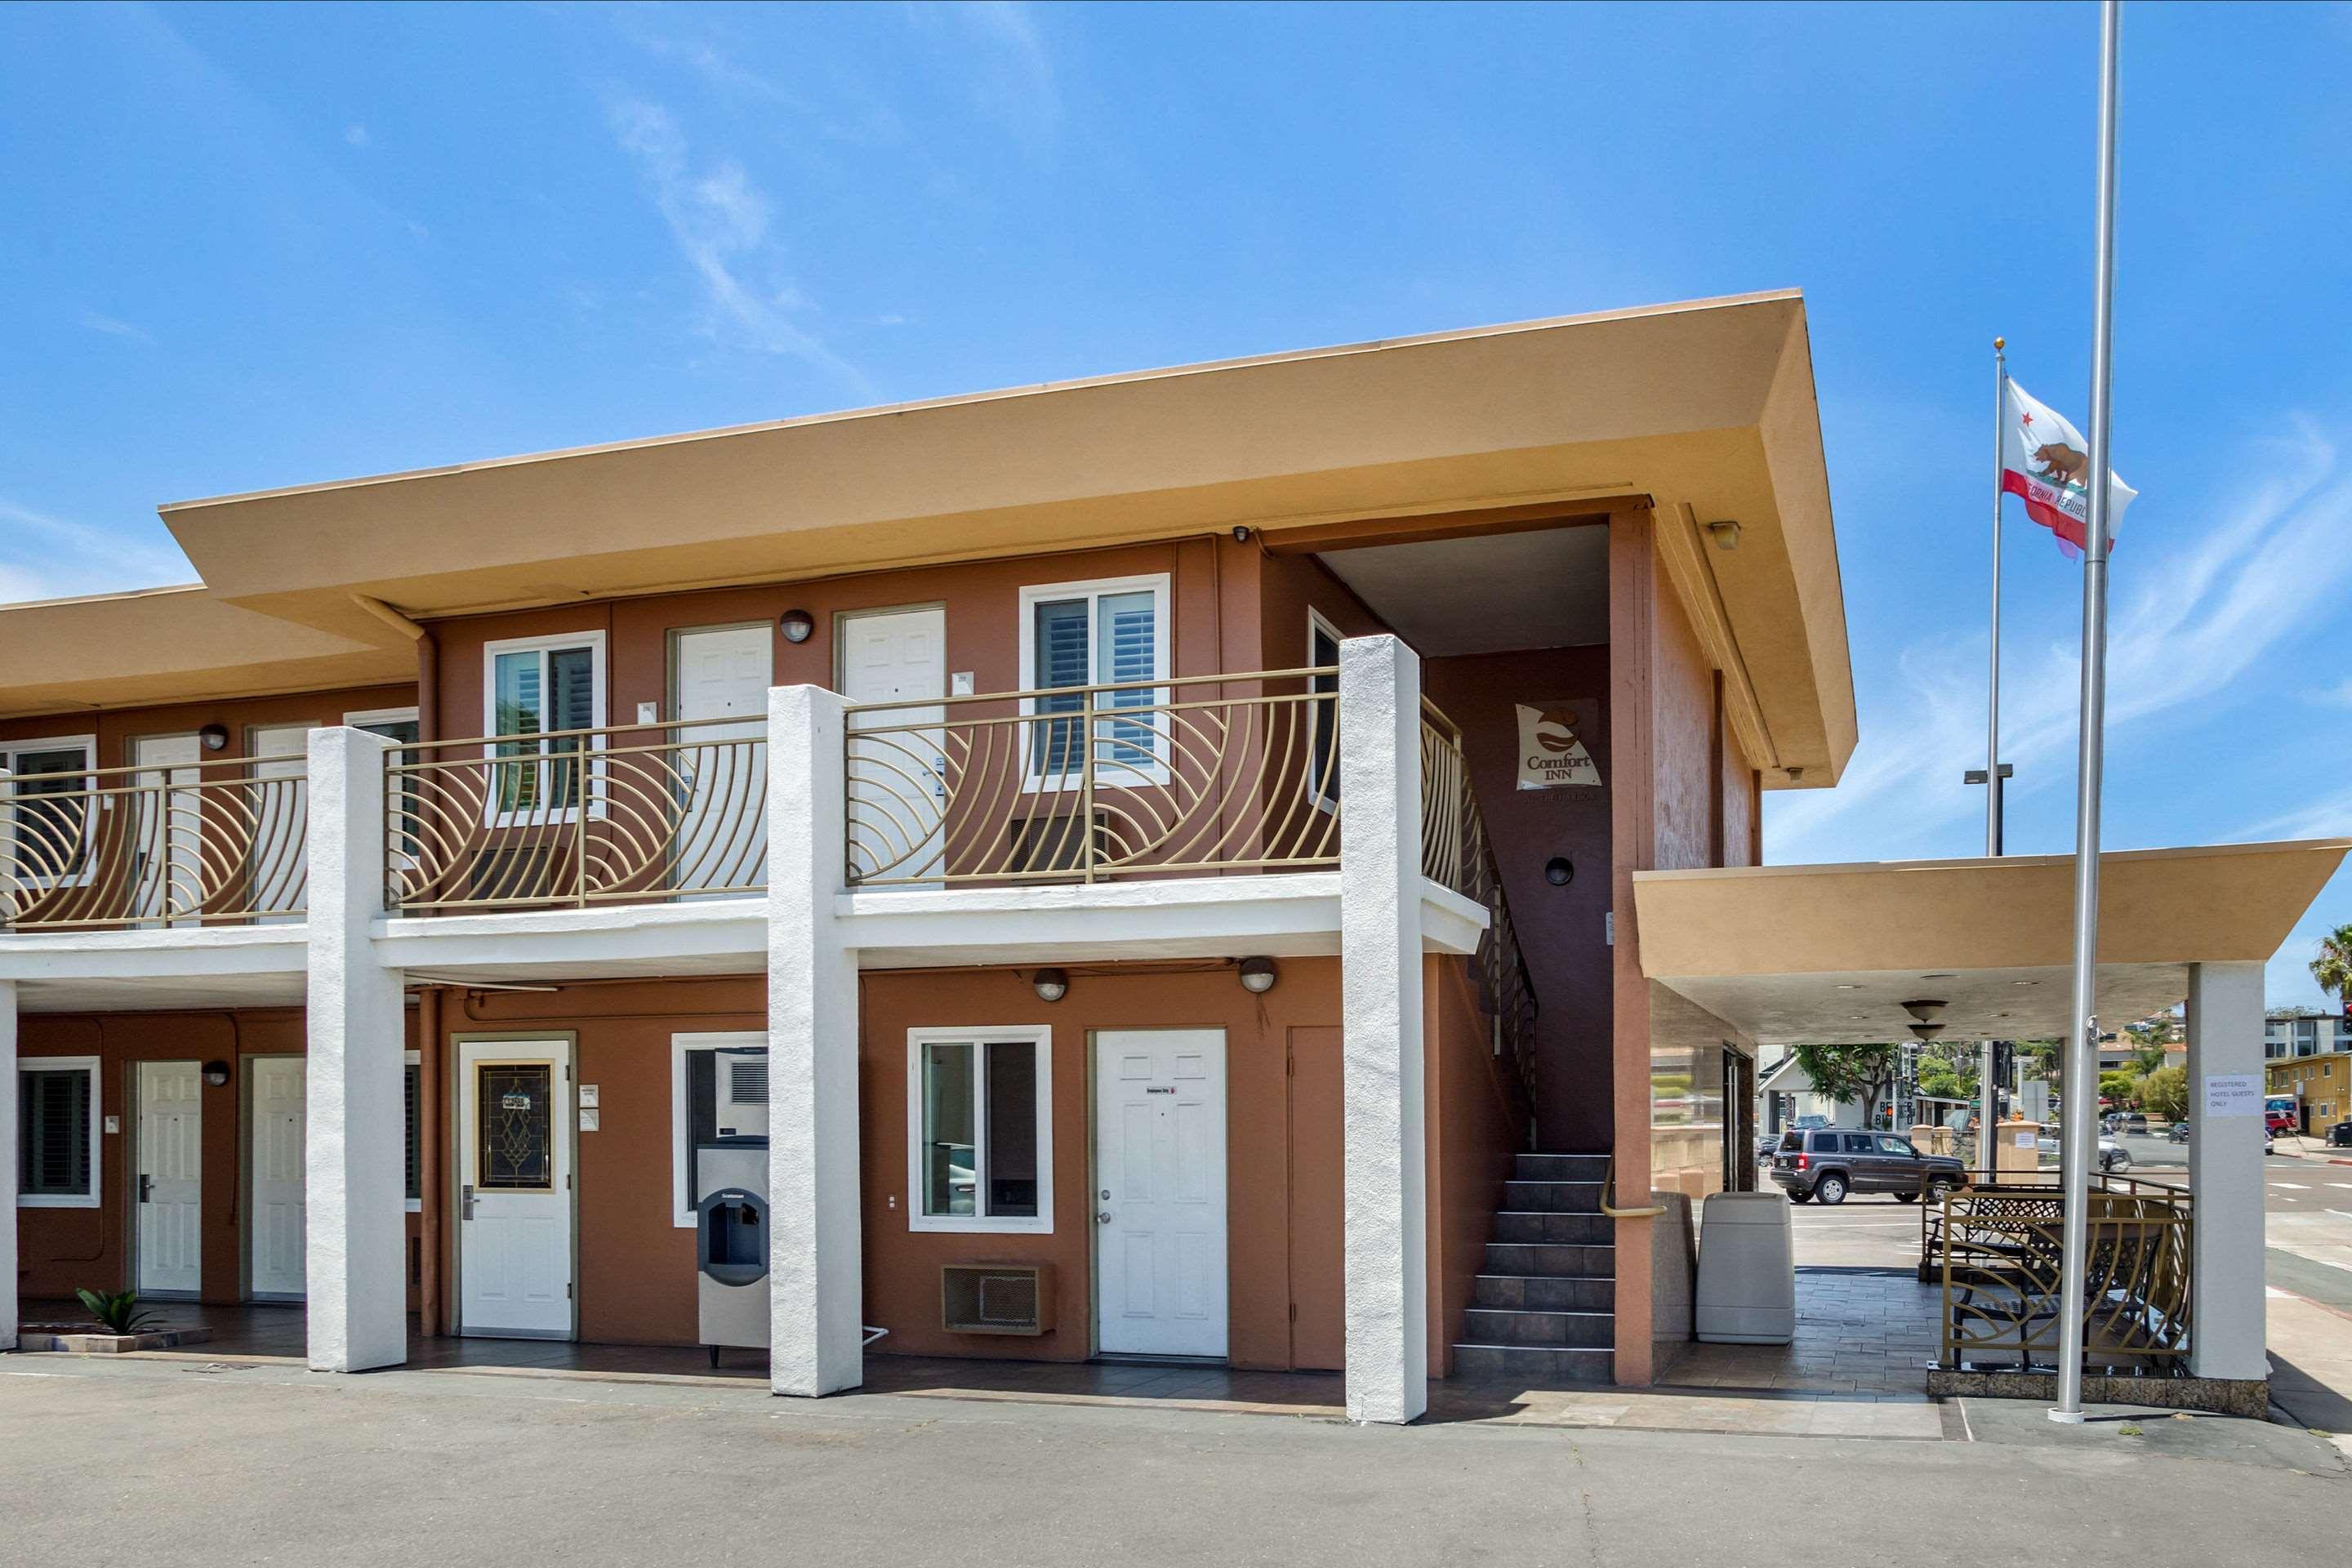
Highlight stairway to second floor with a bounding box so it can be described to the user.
[1450,1152,1615,1385]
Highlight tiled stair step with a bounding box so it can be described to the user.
[1492,1210,1611,1246]
[1460,1307,1614,1348]
[1483,1241,1614,1278]
[1450,1343,1615,1383]
[1472,1273,1615,1312]
[1501,1178,1604,1214]
[1514,1153,1609,1182]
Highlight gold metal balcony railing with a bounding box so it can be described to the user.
[844,667,1341,887]
[385,715,766,911]
[1420,704,1540,1098]
[0,754,308,929]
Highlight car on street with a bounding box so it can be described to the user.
[2035,1131,2134,1171]
[1767,1127,1965,1206]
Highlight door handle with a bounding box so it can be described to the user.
[1097,1210,1113,1224]
[461,1183,476,1222]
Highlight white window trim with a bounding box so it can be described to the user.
[479,630,608,826]
[1015,573,1171,791]
[906,1025,1053,1235]
[671,1031,768,1227]
[1,734,101,891]
[1306,608,1344,814]
[404,1049,423,1214]
[18,1055,100,1209]
[345,705,421,733]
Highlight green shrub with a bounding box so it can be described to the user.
[74,1287,159,1336]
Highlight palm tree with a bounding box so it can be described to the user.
[2313,923,2352,1006]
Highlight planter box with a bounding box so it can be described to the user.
[15,1323,215,1354]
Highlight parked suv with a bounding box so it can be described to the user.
[1768,1128,1965,1206]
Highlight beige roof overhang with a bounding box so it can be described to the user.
[1632,840,2350,1047]
[0,585,413,721]
[160,289,1855,786]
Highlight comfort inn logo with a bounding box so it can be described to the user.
[1515,702,1601,791]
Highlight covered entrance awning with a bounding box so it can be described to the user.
[1630,839,2348,1045]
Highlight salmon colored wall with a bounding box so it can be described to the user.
[0,684,418,761]
[858,960,1344,1370]
[426,537,1269,739]
[1421,645,1614,1148]
[435,978,764,1346]
[1255,550,1388,665]
[14,1007,421,1309]
[1423,954,1526,1378]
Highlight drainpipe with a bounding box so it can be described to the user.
[417,986,443,1338]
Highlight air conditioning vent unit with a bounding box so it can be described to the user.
[715,1049,769,1140]
[941,1263,1054,1336]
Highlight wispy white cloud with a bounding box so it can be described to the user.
[2235,786,2352,845]
[0,499,197,606]
[80,312,154,345]
[608,100,871,395]
[1771,416,2352,863]
[2309,675,2352,710]
[344,122,371,147]
[932,1,1058,139]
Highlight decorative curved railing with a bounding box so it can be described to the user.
[385,715,767,911]
[1933,1180,2193,1374]
[1419,704,1539,1098]
[844,667,1340,887]
[0,754,308,929]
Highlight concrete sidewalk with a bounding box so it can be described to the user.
[3,1355,2345,1568]
[2269,1284,2352,1463]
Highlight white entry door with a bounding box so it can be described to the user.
[136,1061,203,1296]
[248,1056,306,1298]
[247,724,311,925]
[131,734,203,926]
[671,626,773,893]
[1094,1029,1228,1358]
[840,608,947,884]
[457,1039,574,1339]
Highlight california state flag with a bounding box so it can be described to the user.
[2001,379,2136,556]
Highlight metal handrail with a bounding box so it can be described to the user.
[1418,717,1540,1099]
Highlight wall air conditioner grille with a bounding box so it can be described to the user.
[941,1263,1054,1336]
[727,1057,768,1104]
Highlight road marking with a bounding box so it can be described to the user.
[2329,1183,2352,1191]
[2274,1182,2311,1189]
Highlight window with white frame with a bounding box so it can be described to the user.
[1018,575,1169,781]
[19,1056,100,1207]
[907,1027,1051,1232]
[670,1032,769,1227]
[1,736,97,884]
[1307,612,1343,809]
[482,633,605,816]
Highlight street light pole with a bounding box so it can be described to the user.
[1978,335,2009,1187]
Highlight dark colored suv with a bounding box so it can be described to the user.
[1767,1128,1965,1206]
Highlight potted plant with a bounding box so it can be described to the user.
[74,1287,162,1338]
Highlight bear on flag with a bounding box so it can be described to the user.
[2000,378,2136,558]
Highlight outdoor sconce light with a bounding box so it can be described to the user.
[1900,999,1948,1022]
[198,723,230,752]
[1237,956,1278,995]
[1704,519,1741,550]
[1908,1023,1947,1042]
[1031,968,1069,1004]
[1544,856,1574,887]
[201,1060,230,1088]
[780,609,816,644]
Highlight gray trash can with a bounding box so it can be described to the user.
[1695,1191,1796,1344]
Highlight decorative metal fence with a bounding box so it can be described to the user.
[0,754,308,928]
[843,667,1341,887]
[384,715,767,911]
[1419,704,1540,1097]
[1931,1180,2194,1374]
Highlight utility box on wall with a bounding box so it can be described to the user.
[942,1263,1055,1335]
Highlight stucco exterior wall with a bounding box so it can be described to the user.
[0,682,418,763]
[1423,953,1526,1379]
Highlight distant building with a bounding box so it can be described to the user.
[2265,1049,2350,1134]
[2264,1008,2352,1062]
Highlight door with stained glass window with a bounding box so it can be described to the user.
[457,1039,574,1339]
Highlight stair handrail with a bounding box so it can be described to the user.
[1417,705,1539,1100]
[1598,1154,1668,1220]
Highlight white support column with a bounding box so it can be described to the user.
[767,684,863,1396]
[305,726,407,1373]
[2185,960,2266,1382]
[2,978,17,1352]
[1338,634,1428,1425]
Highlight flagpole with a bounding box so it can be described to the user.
[2052,0,2123,1426]
[1980,337,2007,1187]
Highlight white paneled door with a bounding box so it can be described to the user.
[457,1039,574,1339]
[136,1061,203,1296]
[131,734,203,927]
[1093,1029,1228,1358]
[840,607,947,884]
[247,723,311,926]
[247,1057,306,1298]
[671,626,773,893]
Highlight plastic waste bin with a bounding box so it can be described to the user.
[1695,1191,1796,1344]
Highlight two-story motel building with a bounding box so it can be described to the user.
[3,292,2336,1420]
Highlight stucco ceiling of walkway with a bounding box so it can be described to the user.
[1633,840,2349,1046]
[1317,523,1610,656]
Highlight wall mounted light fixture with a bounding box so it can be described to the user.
[201,1060,231,1088]
[780,609,816,644]
[1031,968,1069,1004]
[1237,956,1278,995]
[1704,519,1742,550]
[198,723,230,752]
[1544,856,1574,887]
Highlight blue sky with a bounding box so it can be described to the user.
[3,2,2349,1004]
